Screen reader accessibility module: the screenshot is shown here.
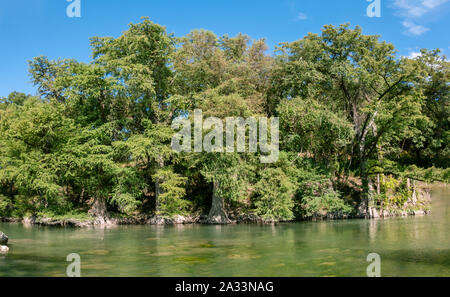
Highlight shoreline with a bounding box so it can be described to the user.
[0,210,431,228]
[1,182,440,228]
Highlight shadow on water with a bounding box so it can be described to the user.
[381,248,450,265]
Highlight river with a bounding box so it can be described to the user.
[0,186,448,277]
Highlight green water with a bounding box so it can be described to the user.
[0,187,449,277]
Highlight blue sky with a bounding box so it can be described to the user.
[0,0,449,97]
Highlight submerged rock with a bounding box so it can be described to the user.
[0,232,8,245]
[146,215,198,225]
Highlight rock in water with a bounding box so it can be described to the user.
[0,232,8,245]
[0,245,9,253]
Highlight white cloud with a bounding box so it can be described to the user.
[402,20,430,35]
[296,12,308,21]
[393,0,448,17]
[393,0,427,16]
[392,0,448,36]
[422,0,449,9]
[405,51,422,59]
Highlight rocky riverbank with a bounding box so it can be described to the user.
[0,206,430,227]
[0,182,434,227]
[359,180,432,219]
[0,213,266,227]
[1,214,199,227]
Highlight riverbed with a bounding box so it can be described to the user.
[0,186,448,277]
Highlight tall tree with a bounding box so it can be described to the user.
[90,18,181,213]
[271,24,425,214]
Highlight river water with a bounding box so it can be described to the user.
[0,187,448,277]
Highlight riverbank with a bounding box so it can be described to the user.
[0,214,262,227]
[1,184,449,277]
[0,182,440,228]
[0,207,431,228]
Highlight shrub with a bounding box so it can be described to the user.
[253,168,295,222]
[300,190,353,219]
[153,168,190,217]
[0,195,12,216]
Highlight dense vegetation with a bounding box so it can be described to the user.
[0,19,448,224]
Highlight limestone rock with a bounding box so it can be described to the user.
[0,232,8,245]
[0,245,9,254]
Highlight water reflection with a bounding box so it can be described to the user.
[0,186,448,277]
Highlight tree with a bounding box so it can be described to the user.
[253,168,295,222]
[403,49,449,167]
[1,19,447,224]
[90,18,182,213]
[271,24,426,214]
[0,97,76,216]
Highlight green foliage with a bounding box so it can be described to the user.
[0,195,12,216]
[278,97,354,164]
[111,167,144,214]
[300,191,353,219]
[404,165,450,183]
[379,176,411,207]
[291,160,353,219]
[199,153,254,203]
[153,168,190,217]
[253,168,295,221]
[0,19,447,222]
[36,210,92,222]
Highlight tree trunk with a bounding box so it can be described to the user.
[207,180,230,224]
[154,156,165,214]
[411,179,417,205]
[367,179,378,218]
[376,174,381,195]
[359,158,370,218]
[9,182,14,199]
[89,196,108,224]
[358,117,375,218]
